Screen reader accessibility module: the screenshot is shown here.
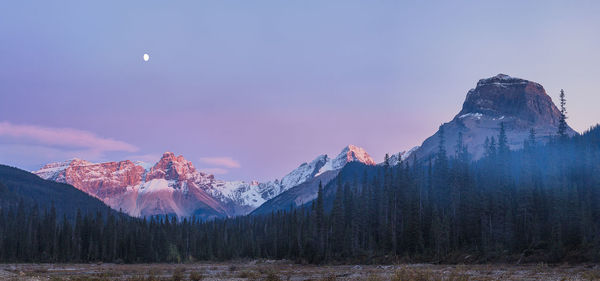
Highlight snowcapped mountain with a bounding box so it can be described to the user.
[255,144,375,199]
[34,145,376,218]
[35,152,227,219]
[251,145,376,215]
[318,144,376,174]
[206,144,376,213]
[385,146,420,166]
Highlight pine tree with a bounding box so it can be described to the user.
[331,180,345,257]
[315,181,325,260]
[558,89,568,139]
[488,137,497,158]
[436,125,447,164]
[525,128,536,150]
[498,122,509,155]
[384,153,390,167]
[434,124,449,212]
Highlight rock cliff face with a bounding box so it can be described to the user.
[35,152,227,219]
[459,74,563,127]
[412,74,577,161]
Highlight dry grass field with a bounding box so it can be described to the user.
[1,261,599,281]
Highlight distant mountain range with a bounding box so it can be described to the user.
[28,74,577,219]
[34,145,377,218]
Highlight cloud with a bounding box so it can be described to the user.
[0,121,138,153]
[201,167,229,175]
[0,143,104,167]
[198,156,241,168]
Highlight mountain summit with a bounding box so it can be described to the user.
[413,74,577,160]
[332,144,376,169]
[34,153,226,219]
[146,152,199,182]
[459,74,564,127]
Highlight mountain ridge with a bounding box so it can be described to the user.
[34,144,376,218]
[30,73,575,218]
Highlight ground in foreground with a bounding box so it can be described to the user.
[1,262,599,281]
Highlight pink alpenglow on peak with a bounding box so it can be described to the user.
[318,144,376,173]
[34,151,296,218]
[336,144,376,167]
[34,152,227,219]
[146,152,203,182]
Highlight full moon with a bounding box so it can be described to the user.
[143,53,149,61]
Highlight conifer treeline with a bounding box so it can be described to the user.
[1,125,599,263]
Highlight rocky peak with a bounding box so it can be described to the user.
[67,158,93,166]
[34,158,92,181]
[413,74,576,162]
[458,74,561,126]
[475,73,529,87]
[332,144,375,169]
[146,152,199,181]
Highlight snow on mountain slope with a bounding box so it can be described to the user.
[254,145,375,202]
[277,154,329,193]
[34,158,92,182]
[203,180,267,213]
[385,146,420,166]
[331,144,376,170]
[250,145,377,215]
[34,152,227,219]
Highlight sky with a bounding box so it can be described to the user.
[1,0,599,181]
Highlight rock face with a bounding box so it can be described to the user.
[460,74,563,127]
[35,152,227,219]
[331,145,376,169]
[413,74,577,161]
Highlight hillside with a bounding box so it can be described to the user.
[0,164,116,219]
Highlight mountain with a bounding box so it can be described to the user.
[413,74,577,161]
[34,145,375,218]
[256,144,375,195]
[386,146,419,166]
[0,164,116,219]
[251,145,376,215]
[254,74,578,216]
[35,152,228,219]
[207,144,374,215]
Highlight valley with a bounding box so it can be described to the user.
[2,2,599,280]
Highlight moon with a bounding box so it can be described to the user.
[143,53,149,61]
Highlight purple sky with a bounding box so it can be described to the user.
[1,1,600,181]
